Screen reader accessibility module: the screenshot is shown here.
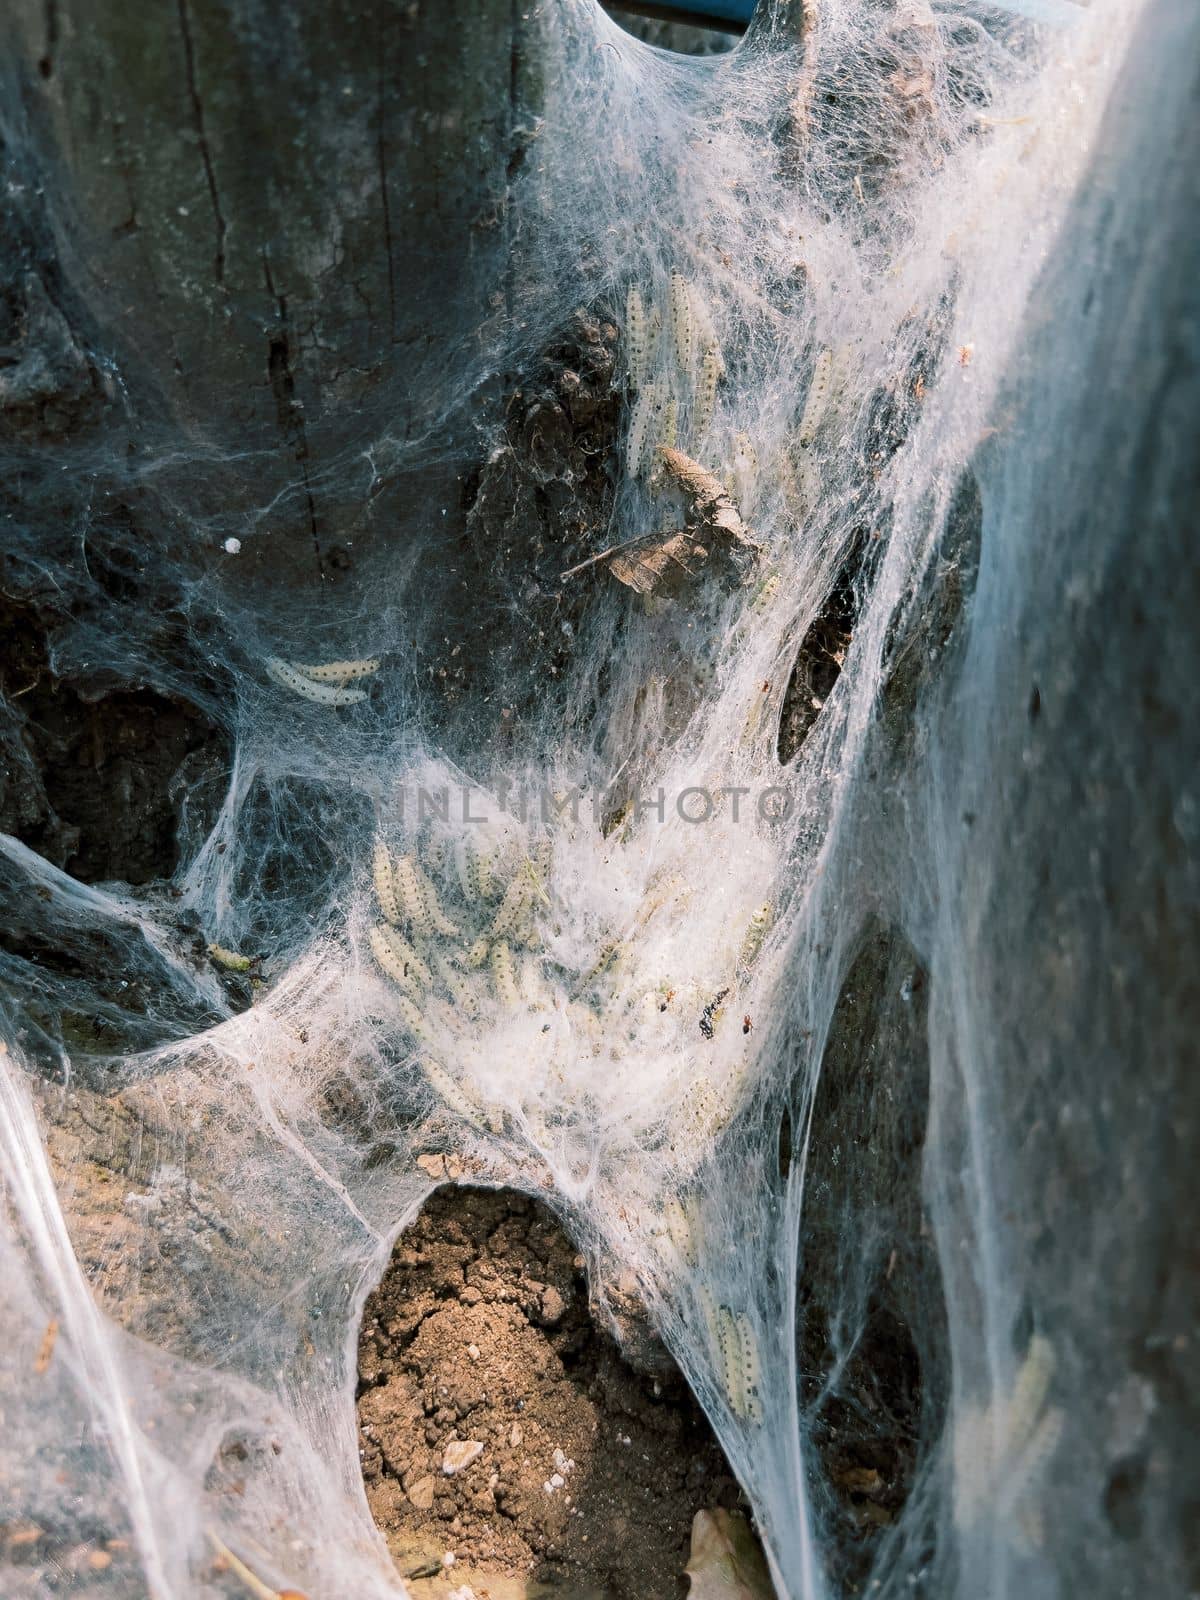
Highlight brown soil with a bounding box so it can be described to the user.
[357,1187,745,1600]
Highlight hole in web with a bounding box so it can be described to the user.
[776,534,868,766]
[880,468,983,746]
[357,1185,752,1597]
[601,6,740,56]
[795,925,949,1593]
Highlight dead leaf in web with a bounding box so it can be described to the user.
[684,1508,776,1600]
[607,530,711,595]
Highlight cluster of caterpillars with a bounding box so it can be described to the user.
[368,831,553,1132]
[653,1194,765,1425]
[366,819,776,1174]
[952,1333,1065,1549]
[263,656,380,707]
[623,273,724,482]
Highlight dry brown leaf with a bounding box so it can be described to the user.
[658,447,759,555]
[607,532,711,596]
[684,1508,776,1600]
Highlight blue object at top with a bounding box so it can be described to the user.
[628,0,758,27]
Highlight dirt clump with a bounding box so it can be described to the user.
[357,1187,744,1599]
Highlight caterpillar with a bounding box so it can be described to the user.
[419,1057,490,1132]
[661,1196,699,1269]
[626,379,663,480]
[453,837,488,904]
[263,656,367,706]
[693,340,722,440]
[379,923,433,990]
[207,942,251,972]
[466,936,491,969]
[696,1284,723,1366]
[421,836,447,875]
[431,950,480,1021]
[396,993,438,1050]
[625,284,647,390]
[734,1312,765,1424]
[716,1306,746,1418]
[393,853,460,938]
[373,839,401,925]
[370,925,424,995]
[750,573,781,613]
[738,903,774,971]
[512,907,542,951]
[583,938,625,985]
[658,396,678,456]
[287,657,380,684]
[669,271,695,381]
[488,873,530,940]
[1007,1405,1064,1505]
[490,939,521,1010]
[797,348,835,446]
[1003,1334,1056,1455]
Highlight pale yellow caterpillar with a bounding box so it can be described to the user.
[507,902,542,951]
[644,308,662,373]
[734,1313,765,1424]
[378,923,433,990]
[738,903,774,971]
[288,657,380,684]
[419,1057,489,1132]
[797,348,835,446]
[662,1196,699,1269]
[696,1284,723,1364]
[431,950,480,1021]
[453,837,487,904]
[625,284,647,390]
[369,925,423,994]
[750,573,781,613]
[669,271,694,381]
[393,853,460,938]
[1003,1334,1056,1454]
[693,340,722,440]
[396,993,437,1049]
[716,1306,746,1418]
[489,873,531,939]
[626,379,663,480]
[657,395,678,456]
[521,856,551,908]
[421,836,447,875]
[466,936,490,969]
[373,839,401,925]
[490,939,521,1010]
[1008,1405,1064,1503]
[584,938,625,985]
[263,656,367,706]
[207,942,251,972]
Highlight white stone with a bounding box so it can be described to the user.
[442,1439,484,1476]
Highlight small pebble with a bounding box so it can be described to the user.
[223,537,241,554]
[443,1440,484,1476]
